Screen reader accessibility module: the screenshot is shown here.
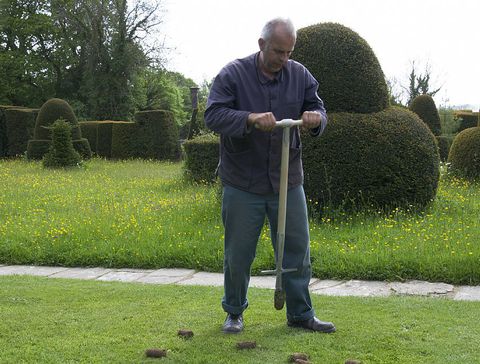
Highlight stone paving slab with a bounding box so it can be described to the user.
[176,272,223,287]
[137,268,196,284]
[0,265,69,276]
[249,276,276,289]
[96,269,152,282]
[49,267,114,280]
[312,280,392,297]
[453,286,480,301]
[390,280,455,297]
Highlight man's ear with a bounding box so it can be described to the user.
[258,38,265,51]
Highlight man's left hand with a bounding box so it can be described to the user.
[301,111,322,129]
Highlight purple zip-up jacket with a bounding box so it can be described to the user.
[205,52,327,195]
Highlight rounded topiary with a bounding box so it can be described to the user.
[42,119,82,168]
[183,133,219,183]
[302,107,440,212]
[292,22,389,113]
[27,98,91,160]
[447,126,480,180]
[409,94,442,136]
[33,98,81,140]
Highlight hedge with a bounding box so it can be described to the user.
[302,107,440,212]
[4,108,38,156]
[183,133,219,183]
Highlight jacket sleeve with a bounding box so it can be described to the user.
[204,69,250,138]
[302,68,328,137]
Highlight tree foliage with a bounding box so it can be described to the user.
[0,0,169,120]
[404,61,442,106]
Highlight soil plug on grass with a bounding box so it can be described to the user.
[289,353,309,362]
[145,348,167,358]
[178,329,194,339]
[345,360,361,364]
[236,341,257,350]
[293,359,311,364]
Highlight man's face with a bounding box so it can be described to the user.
[259,27,296,76]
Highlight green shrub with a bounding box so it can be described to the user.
[0,106,9,157]
[42,119,82,168]
[4,108,38,157]
[183,133,219,183]
[110,122,138,159]
[292,22,389,113]
[33,98,81,140]
[447,126,480,180]
[302,107,440,213]
[455,111,479,132]
[134,110,180,160]
[27,98,91,160]
[436,135,452,162]
[409,94,442,136]
[78,121,100,154]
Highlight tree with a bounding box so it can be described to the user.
[0,0,57,106]
[404,61,442,106]
[0,0,165,120]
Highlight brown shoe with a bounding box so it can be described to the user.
[287,317,336,333]
[222,313,244,334]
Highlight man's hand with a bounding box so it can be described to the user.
[247,112,276,132]
[301,111,322,129]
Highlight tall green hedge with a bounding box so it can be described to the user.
[134,110,180,160]
[302,107,440,212]
[409,94,442,136]
[0,106,9,157]
[455,111,479,132]
[447,126,480,180]
[183,133,219,183]
[292,22,389,113]
[4,108,38,156]
[110,122,138,159]
[78,121,99,154]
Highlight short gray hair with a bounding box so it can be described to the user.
[260,18,296,41]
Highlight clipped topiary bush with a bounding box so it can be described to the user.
[409,94,442,136]
[292,22,389,113]
[78,121,99,154]
[183,133,219,183]
[42,119,82,168]
[4,107,38,156]
[0,106,9,157]
[134,110,180,160]
[110,122,139,159]
[27,98,91,160]
[302,107,440,212]
[447,126,480,180]
[455,111,479,132]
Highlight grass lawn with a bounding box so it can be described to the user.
[1,275,479,363]
[0,158,479,284]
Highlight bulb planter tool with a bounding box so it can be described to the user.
[261,118,303,310]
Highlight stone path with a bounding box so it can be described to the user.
[1,264,479,301]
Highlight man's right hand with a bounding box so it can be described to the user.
[247,112,276,132]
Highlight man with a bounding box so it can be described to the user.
[205,18,335,334]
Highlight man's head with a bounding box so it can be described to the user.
[258,18,296,77]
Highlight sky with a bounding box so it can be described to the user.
[162,0,479,108]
